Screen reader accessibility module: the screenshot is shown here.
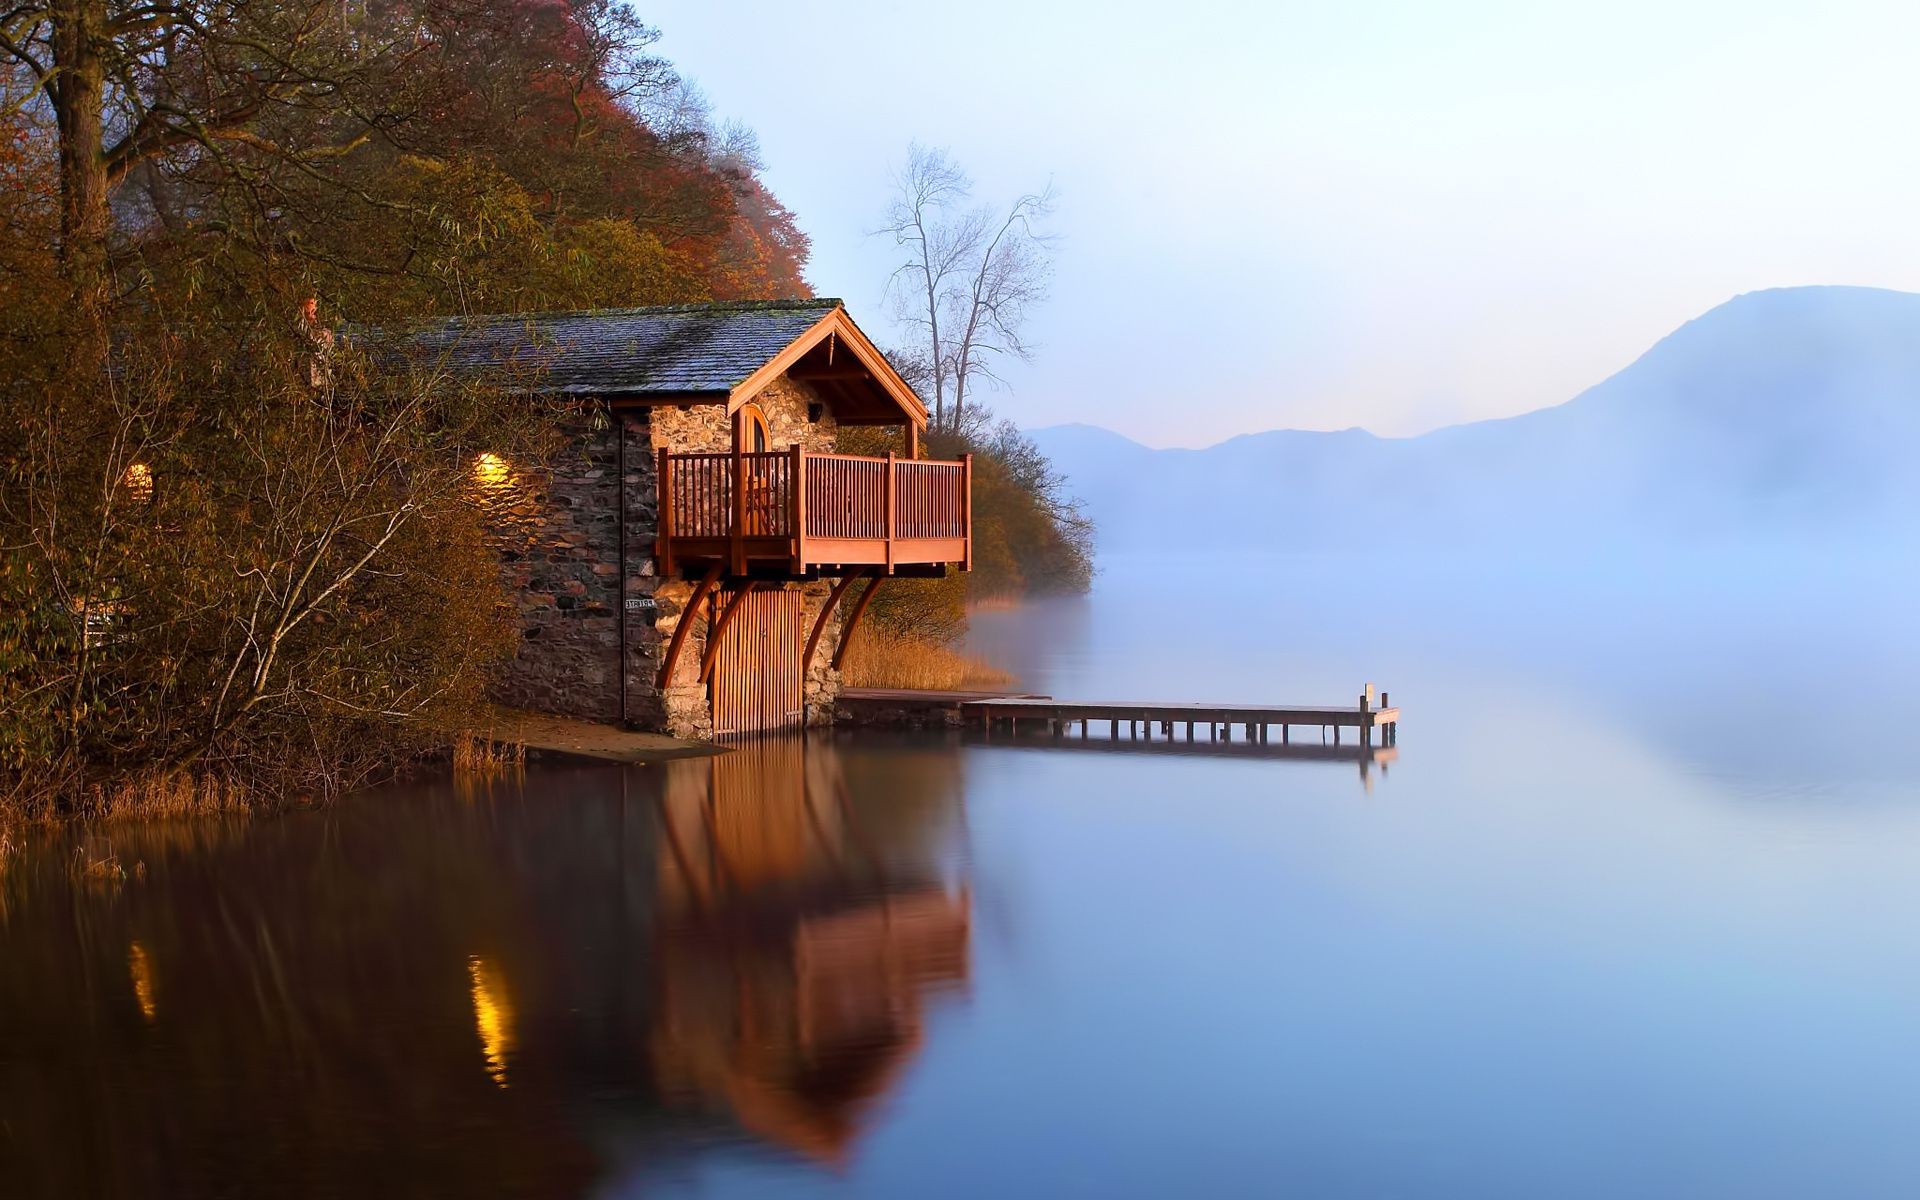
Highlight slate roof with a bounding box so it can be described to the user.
[390,298,842,396]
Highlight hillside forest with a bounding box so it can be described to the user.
[0,0,1089,813]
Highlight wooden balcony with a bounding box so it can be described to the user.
[657,448,971,577]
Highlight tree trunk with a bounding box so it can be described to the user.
[51,0,112,317]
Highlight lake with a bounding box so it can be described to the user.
[6,549,1920,1198]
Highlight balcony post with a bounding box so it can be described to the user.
[962,452,973,572]
[789,443,806,574]
[656,446,675,576]
[730,409,746,575]
[904,421,919,461]
[884,450,897,575]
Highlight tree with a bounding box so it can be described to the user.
[0,292,554,810]
[4,0,437,315]
[876,144,1054,429]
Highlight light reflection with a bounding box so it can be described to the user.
[127,940,157,1022]
[467,955,514,1087]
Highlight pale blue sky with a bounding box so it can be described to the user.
[649,0,1920,447]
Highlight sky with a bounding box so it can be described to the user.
[647,0,1920,448]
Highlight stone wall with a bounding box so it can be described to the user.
[648,376,838,455]
[485,403,661,726]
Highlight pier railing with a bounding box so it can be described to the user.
[658,447,971,574]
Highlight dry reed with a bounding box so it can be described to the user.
[83,771,255,822]
[451,729,526,778]
[837,630,1014,691]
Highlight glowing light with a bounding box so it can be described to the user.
[128,940,157,1021]
[471,453,511,490]
[467,955,514,1087]
[122,462,153,504]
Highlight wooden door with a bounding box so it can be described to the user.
[711,586,805,735]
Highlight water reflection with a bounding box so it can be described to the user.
[126,939,158,1022]
[0,737,970,1197]
[649,743,969,1165]
[467,955,516,1087]
[959,726,1398,786]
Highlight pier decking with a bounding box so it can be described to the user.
[839,687,1401,748]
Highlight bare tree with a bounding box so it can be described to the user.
[876,145,1055,429]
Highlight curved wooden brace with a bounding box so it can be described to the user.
[802,569,869,674]
[699,582,757,683]
[830,574,886,672]
[654,563,723,689]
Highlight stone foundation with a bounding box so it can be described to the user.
[652,574,848,739]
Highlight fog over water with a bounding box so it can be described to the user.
[7,529,1920,1196]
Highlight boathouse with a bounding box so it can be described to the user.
[410,299,969,738]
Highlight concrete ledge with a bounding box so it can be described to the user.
[485,707,721,764]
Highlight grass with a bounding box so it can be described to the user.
[451,729,526,778]
[83,771,254,822]
[837,629,1015,691]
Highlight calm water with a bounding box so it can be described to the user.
[7,549,1920,1197]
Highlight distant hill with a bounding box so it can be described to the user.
[1033,286,1920,554]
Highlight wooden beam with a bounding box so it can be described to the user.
[655,564,723,690]
[884,451,896,575]
[789,367,879,381]
[729,409,746,576]
[831,574,886,672]
[789,442,807,573]
[655,445,674,576]
[961,453,973,572]
[802,568,868,673]
[700,582,757,683]
[904,422,919,460]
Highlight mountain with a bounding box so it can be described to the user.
[1033,286,1920,555]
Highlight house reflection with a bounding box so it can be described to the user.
[646,740,971,1165]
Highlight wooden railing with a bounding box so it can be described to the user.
[892,459,967,540]
[805,453,887,540]
[658,446,970,572]
[664,451,794,538]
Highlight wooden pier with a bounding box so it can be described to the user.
[839,686,1400,749]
